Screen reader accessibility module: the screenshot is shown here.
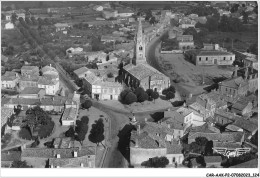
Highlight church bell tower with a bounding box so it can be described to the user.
[135,18,146,65]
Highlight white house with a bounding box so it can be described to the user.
[5,22,14,30]
[38,76,59,96]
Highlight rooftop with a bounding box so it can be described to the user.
[165,141,182,154]
[1,151,21,162]
[213,141,242,149]
[220,77,248,89]
[21,65,39,71]
[73,67,89,77]
[20,87,44,95]
[204,156,222,163]
[21,146,95,158]
[164,110,185,123]
[232,117,258,133]
[49,155,94,168]
[197,50,234,56]
[38,76,58,85]
[188,132,244,143]
[123,63,166,80]
[61,107,78,121]
[176,107,193,117]
[229,158,258,168]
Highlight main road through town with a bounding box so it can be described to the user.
[98,29,179,168]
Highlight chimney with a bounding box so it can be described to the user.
[135,138,139,147]
[234,65,238,77]
[74,151,77,158]
[56,154,60,158]
[245,67,248,79]
[137,124,141,135]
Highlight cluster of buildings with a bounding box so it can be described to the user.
[2,138,96,168]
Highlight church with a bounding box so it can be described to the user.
[121,18,170,94]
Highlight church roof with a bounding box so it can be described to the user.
[123,63,165,80]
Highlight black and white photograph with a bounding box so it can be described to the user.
[0,0,259,177]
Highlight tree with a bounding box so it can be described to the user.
[81,116,89,124]
[31,137,40,148]
[11,13,18,24]
[162,86,176,95]
[88,118,105,146]
[82,100,92,110]
[195,137,208,146]
[166,91,175,100]
[248,43,258,55]
[137,92,149,103]
[25,17,32,25]
[141,156,169,168]
[11,161,32,168]
[65,126,75,138]
[146,89,154,97]
[230,4,240,13]
[75,120,88,145]
[151,91,159,103]
[107,72,114,78]
[119,88,132,101]
[124,92,137,105]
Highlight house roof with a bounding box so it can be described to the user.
[61,107,78,121]
[73,67,89,77]
[41,65,58,74]
[6,98,41,106]
[1,107,14,126]
[188,132,244,143]
[20,87,44,95]
[176,107,193,117]
[21,146,95,158]
[38,76,58,85]
[40,97,67,106]
[1,98,11,106]
[164,110,185,123]
[166,141,182,154]
[214,109,241,122]
[185,123,216,134]
[220,77,248,89]
[20,75,40,82]
[54,23,69,28]
[21,65,39,71]
[161,117,185,130]
[204,156,222,163]
[197,50,234,56]
[232,118,258,133]
[1,75,17,81]
[83,71,101,85]
[213,141,242,149]
[229,159,258,168]
[123,63,166,80]
[1,151,21,162]
[49,155,94,167]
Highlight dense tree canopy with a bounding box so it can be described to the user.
[141,156,169,168]
[88,118,105,146]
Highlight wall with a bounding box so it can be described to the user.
[166,154,184,165]
[130,147,167,165]
[196,55,235,66]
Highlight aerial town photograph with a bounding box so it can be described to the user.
[0,0,259,174]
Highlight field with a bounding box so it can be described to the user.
[203,27,258,52]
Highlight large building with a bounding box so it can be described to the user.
[121,18,170,93]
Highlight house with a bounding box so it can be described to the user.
[66,47,85,58]
[19,87,46,99]
[1,71,19,89]
[218,73,249,98]
[1,107,14,127]
[20,145,96,168]
[85,51,107,62]
[91,80,122,100]
[160,117,186,140]
[230,97,253,116]
[117,8,134,17]
[93,5,103,11]
[195,50,235,66]
[19,75,40,90]
[40,96,67,113]
[61,106,78,126]
[5,22,14,29]
[21,66,39,77]
[178,18,196,29]
[236,66,258,93]
[41,64,59,78]
[1,151,21,168]
[38,76,59,96]
[73,67,89,79]
[130,123,184,166]
[54,23,70,32]
[214,109,241,125]
[102,9,118,19]
[204,156,222,168]
[176,35,195,50]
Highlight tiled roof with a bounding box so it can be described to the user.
[21,66,39,71]
[185,123,216,134]
[229,159,258,168]
[21,146,95,158]
[6,98,41,106]
[143,122,173,136]
[93,80,122,88]
[197,50,234,56]
[61,107,78,121]
[42,65,58,74]
[225,124,243,132]
[1,98,11,106]
[220,77,248,89]
[73,67,89,77]
[231,102,248,111]
[213,141,241,149]
[161,117,185,130]
[3,71,18,77]
[83,71,101,85]
[20,87,43,95]
[204,156,222,163]
[176,107,193,117]
[49,155,94,167]
[1,75,17,81]
[123,63,166,80]
[38,76,58,85]
[20,75,40,82]
[188,132,244,143]
[189,102,207,115]
[214,109,240,122]
[1,107,14,126]
[166,141,182,154]
[164,110,185,123]
[1,151,21,162]
[232,118,258,133]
